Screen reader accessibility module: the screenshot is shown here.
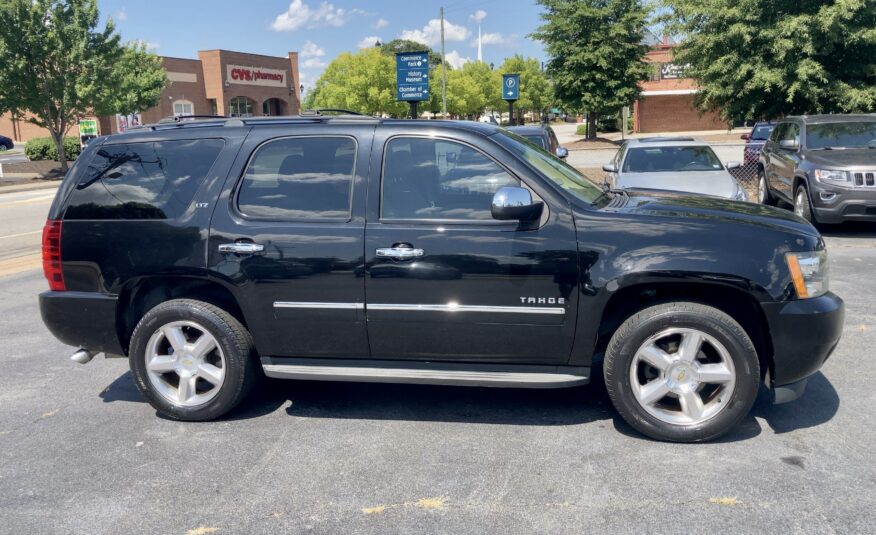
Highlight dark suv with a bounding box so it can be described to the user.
[759,114,876,224]
[39,115,844,442]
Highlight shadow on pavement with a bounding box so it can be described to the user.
[99,371,144,403]
[819,221,876,238]
[751,372,839,434]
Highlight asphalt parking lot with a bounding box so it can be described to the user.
[1,223,875,534]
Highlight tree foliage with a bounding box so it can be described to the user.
[0,0,165,171]
[308,48,408,116]
[532,0,650,138]
[661,0,876,120]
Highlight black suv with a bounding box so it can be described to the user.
[40,115,844,442]
[759,114,876,224]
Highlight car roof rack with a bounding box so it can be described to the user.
[157,115,229,123]
[638,136,697,143]
[301,108,368,116]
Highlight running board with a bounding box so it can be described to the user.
[261,358,589,389]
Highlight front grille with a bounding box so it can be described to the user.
[852,171,876,187]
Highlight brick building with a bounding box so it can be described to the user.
[0,48,302,142]
[633,42,725,133]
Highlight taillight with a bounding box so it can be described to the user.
[42,220,65,291]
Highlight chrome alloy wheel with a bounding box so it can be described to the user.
[629,327,736,426]
[795,190,806,217]
[758,174,768,204]
[145,321,226,407]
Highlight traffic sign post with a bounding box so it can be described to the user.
[502,74,520,125]
[396,51,430,119]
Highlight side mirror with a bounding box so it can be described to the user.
[779,139,799,151]
[740,133,750,140]
[726,161,741,170]
[602,162,618,173]
[556,147,569,159]
[491,186,543,221]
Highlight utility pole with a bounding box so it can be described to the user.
[440,7,447,119]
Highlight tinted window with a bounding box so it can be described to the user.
[65,139,224,220]
[751,124,774,140]
[781,123,800,142]
[807,121,876,149]
[523,135,548,149]
[622,146,723,173]
[238,136,355,220]
[770,123,787,142]
[382,138,518,220]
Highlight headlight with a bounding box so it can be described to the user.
[814,169,849,184]
[785,250,829,298]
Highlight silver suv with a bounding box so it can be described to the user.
[602,137,747,201]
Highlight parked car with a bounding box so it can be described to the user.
[741,121,776,165]
[40,115,843,442]
[602,137,748,201]
[507,125,569,159]
[479,114,499,125]
[759,114,876,224]
[0,134,13,151]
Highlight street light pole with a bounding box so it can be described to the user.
[440,7,447,119]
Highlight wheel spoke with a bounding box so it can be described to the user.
[177,374,196,403]
[697,363,734,384]
[163,325,187,353]
[677,331,703,363]
[147,354,176,373]
[190,333,217,359]
[638,345,673,371]
[679,390,705,420]
[637,378,671,406]
[197,363,223,386]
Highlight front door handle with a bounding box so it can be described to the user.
[218,242,265,254]
[376,246,424,260]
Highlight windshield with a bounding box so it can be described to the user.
[494,131,603,204]
[751,124,774,140]
[622,146,723,173]
[807,122,876,149]
[523,135,548,149]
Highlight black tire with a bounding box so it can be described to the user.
[758,167,775,206]
[794,184,816,224]
[603,302,760,443]
[129,299,259,421]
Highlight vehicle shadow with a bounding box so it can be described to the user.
[819,221,876,238]
[750,372,840,434]
[99,371,144,403]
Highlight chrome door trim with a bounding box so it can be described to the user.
[274,301,364,310]
[262,364,587,388]
[367,303,565,315]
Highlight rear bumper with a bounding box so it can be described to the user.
[761,292,844,388]
[39,291,124,355]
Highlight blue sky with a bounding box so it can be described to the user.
[97,0,548,94]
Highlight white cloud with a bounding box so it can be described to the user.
[115,9,127,21]
[444,50,471,69]
[301,40,325,58]
[470,32,514,47]
[357,36,383,49]
[303,58,326,68]
[375,18,389,29]
[271,0,350,31]
[400,19,469,47]
[469,10,486,23]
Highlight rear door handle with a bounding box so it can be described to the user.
[218,242,265,254]
[376,247,424,259]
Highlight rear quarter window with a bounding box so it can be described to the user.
[63,139,224,220]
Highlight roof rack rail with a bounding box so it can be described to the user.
[638,136,696,143]
[158,115,228,123]
[301,108,368,117]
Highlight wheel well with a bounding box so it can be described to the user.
[117,277,247,354]
[793,175,808,194]
[595,282,774,379]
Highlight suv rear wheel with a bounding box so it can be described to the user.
[603,302,760,442]
[129,299,258,421]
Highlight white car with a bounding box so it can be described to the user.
[602,137,748,201]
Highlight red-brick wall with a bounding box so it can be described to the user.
[636,94,727,133]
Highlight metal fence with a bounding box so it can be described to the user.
[712,143,760,199]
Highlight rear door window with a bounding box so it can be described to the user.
[237,136,355,220]
[64,139,224,220]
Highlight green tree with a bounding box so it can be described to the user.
[98,42,167,117]
[661,0,876,120]
[498,55,552,121]
[0,0,166,172]
[309,48,407,116]
[532,0,650,139]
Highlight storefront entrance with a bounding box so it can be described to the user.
[262,98,286,116]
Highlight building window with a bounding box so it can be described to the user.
[228,96,254,117]
[208,99,217,116]
[172,100,194,117]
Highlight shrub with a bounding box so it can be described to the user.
[24,136,81,161]
[575,124,588,136]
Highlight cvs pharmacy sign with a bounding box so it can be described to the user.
[226,64,287,87]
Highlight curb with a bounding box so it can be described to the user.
[0,181,60,194]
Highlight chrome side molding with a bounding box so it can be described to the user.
[262,363,588,388]
[272,301,563,315]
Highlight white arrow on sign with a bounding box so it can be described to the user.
[507,90,514,96]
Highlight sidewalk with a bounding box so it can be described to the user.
[0,177,60,193]
[551,122,750,147]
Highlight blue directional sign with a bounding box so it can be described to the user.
[396,51,430,102]
[502,74,520,101]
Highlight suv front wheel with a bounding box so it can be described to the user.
[794,184,815,224]
[603,302,760,442]
[129,299,259,421]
